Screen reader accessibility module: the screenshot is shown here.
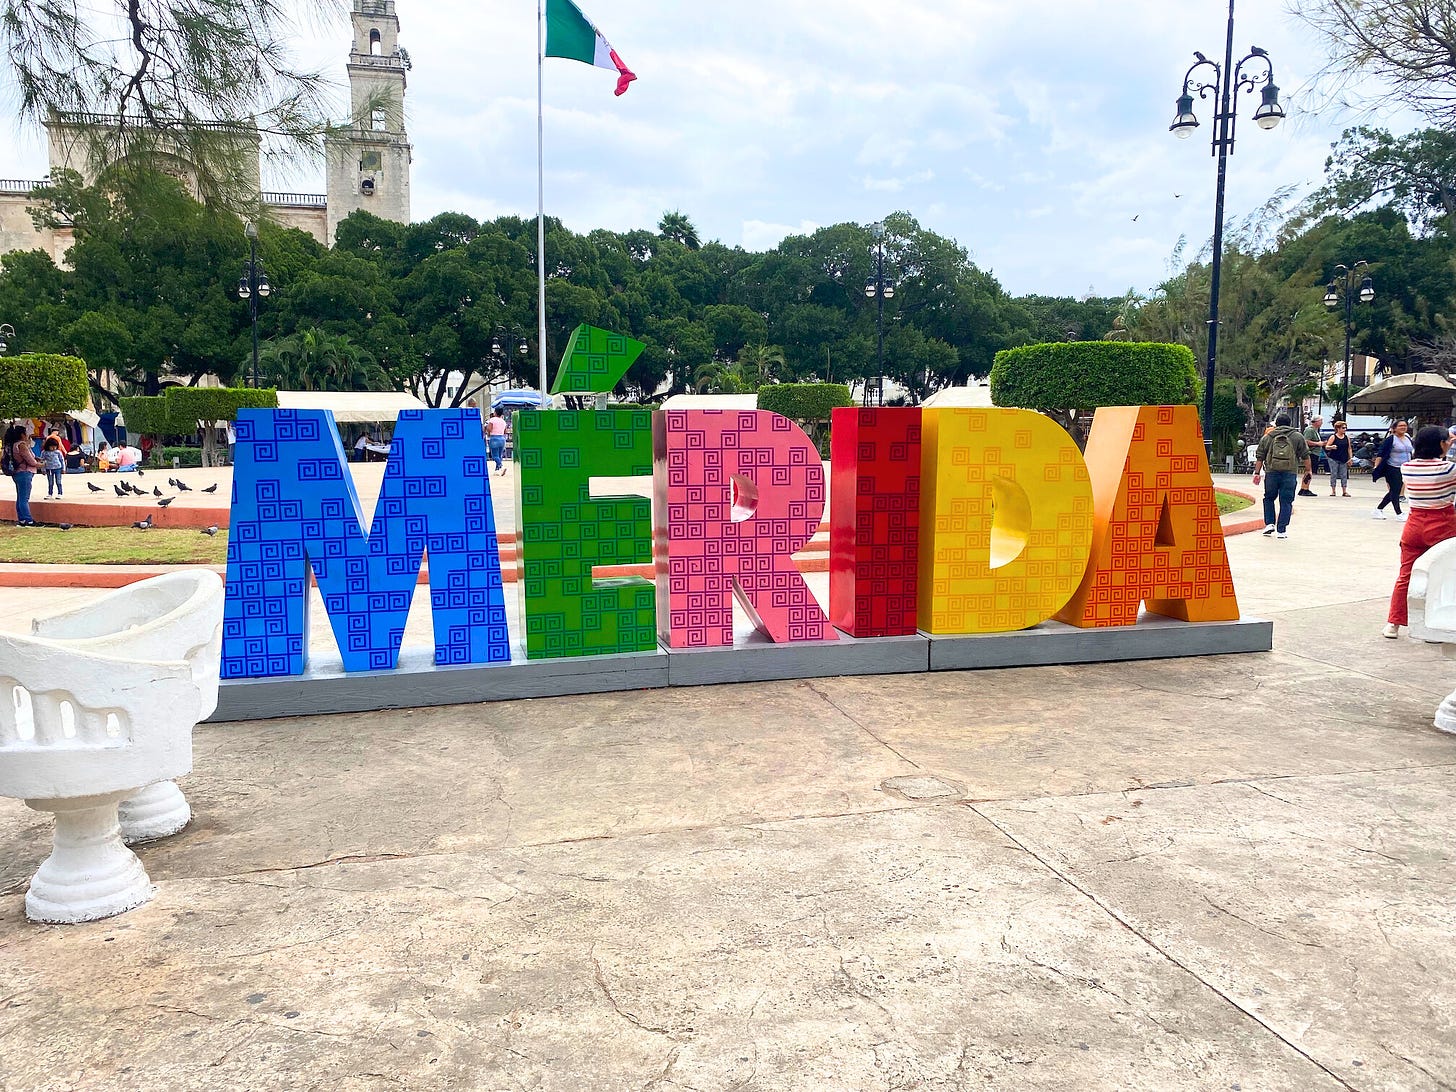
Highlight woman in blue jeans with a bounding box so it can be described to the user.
[485,408,508,475]
[4,423,39,525]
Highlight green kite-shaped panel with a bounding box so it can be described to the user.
[551,324,645,395]
[514,408,657,658]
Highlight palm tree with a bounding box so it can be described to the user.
[658,210,700,250]
[257,328,393,392]
[735,343,785,387]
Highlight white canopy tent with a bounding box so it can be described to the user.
[659,394,759,411]
[920,384,995,409]
[274,391,428,423]
[1346,373,1456,419]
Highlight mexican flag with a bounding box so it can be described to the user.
[545,0,637,96]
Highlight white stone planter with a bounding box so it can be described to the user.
[1,570,223,924]
[31,571,223,844]
[1407,542,1456,735]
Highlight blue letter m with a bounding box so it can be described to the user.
[221,409,510,679]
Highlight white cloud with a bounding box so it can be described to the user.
[0,0,1411,295]
[742,218,821,251]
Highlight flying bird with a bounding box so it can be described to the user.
[202,525,219,537]
[1131,215,1139,222]
[87,482,103,493]
[202,483,218,494]
[157,497,174,507]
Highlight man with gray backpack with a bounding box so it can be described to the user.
[1251,414,1312,539]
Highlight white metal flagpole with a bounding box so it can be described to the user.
[536,0,549,408]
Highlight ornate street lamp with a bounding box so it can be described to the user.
[864,221,895,407]
[1170,1,1284,464]
[238,222,271,389]
[1324,261,1374,420]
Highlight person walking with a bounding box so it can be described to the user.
[486,409,508,475]
[1384,425,1456,638]
[1372,420,1413,521]
[4,423,39,526]
[1251,414,1311,539]
[1299,415,1323,496]
[1324,420,1353,497]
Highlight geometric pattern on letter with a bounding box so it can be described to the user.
[220,408,509,679]
[916,408,1094,634]
[653,410,834,647]
[551,324,646,395]
[828,406,921,637]
[1058,404,1240,627]
[515,408,656,658]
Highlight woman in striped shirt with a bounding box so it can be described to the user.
[1385,425,1456,637]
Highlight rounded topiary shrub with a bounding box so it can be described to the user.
[989,342,1198,412]
[0,353,90,419]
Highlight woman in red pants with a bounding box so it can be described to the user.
[1386,425,1456,637]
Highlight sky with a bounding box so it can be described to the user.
[0,0,1419,298]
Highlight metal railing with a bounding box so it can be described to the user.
[262,191,327,208]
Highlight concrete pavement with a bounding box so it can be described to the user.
[0,468,1451,1090]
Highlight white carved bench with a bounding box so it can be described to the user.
[1,571,223,924]
[31,571,224,843]
[1407,540,1456,734]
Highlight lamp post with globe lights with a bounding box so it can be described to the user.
[1324,262,1374,420]
[238,222,271,388]
[864,221,894,407]
[1169,0,1284,465]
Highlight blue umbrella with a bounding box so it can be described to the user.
[491,390,552,411]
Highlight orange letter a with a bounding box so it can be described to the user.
[1058,405,1239,628]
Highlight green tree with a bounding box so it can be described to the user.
[658,210,701,250]
[1296,0,1456,127]
[0,0,336,208]
[1314,127,1456,233]
[257,328,392,392]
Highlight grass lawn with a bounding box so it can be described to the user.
[0,524,227,565]
[1215,489,1254,516]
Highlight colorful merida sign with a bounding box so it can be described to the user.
[218,401,1238,680]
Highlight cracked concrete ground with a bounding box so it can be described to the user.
[1,474,1454,1090]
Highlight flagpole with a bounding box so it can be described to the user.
[536,0,549,409]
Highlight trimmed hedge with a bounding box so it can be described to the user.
[162,386,277,431]
[159,445,204,468]
[756,383,854,421]
[118,395,171,438]
[989,342,1198,411]
[0,353,89,419]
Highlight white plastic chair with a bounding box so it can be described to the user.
[0,634,201,923]
[1408,540,1456,733]
[30,570,224,843]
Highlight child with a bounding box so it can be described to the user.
[41,435,65,498]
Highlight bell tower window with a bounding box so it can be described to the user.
[369,29,382,55]
[372,108,386,131]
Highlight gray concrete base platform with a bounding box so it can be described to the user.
[214,616,1271,721]
[666,629,929,687]
[212,644,671,722]
[927,614,1273,671]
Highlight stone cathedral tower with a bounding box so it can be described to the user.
[325,0,413,243]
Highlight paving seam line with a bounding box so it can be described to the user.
[968,804,1361,1092]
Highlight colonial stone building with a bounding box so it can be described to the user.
[0,0,412,261]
